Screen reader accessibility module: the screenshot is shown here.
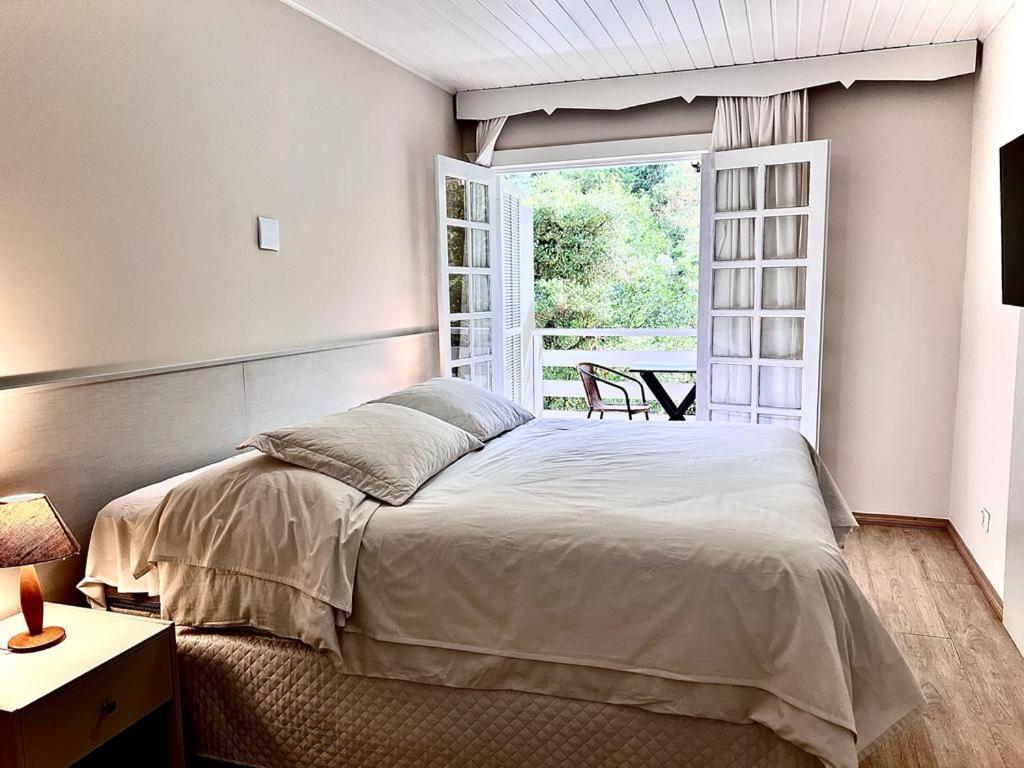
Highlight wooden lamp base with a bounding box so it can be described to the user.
[7,564,67,653]
[8,625,66,653]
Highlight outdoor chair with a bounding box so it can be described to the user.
[576,362,651,420]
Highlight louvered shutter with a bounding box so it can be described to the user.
[499,182,533,408]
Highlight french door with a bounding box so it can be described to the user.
[696,140,830,447]
[436,156,502,391]
[435,156,532,405]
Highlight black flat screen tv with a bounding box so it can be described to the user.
[1002,132,1024,306]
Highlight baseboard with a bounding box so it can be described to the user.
[853,512,947,529]
[946,521,1004,621]
[853,512,1004,620]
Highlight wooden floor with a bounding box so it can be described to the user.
[846,525,1024,767]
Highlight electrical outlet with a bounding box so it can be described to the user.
[981,508,991,533]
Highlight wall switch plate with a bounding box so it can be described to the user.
[257,217,280,251]
[982,507,992,533]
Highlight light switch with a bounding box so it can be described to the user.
[257,217,280,251]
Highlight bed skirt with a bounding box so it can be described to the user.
[174,629,819,768]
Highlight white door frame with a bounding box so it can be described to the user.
[489,137,710,415]
[484,133,711,173]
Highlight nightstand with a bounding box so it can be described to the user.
[0,603,184,768]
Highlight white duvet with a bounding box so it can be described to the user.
[91,418,922,768]
[342,419,921,767]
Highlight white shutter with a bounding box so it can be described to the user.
[498,181,532,407]
[520,205,536,412]
[435,155,503,392]
[696,139,830,447]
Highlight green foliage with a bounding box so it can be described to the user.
[612,164,667,195]
[508,162,701,341]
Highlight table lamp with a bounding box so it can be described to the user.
[0,494,80,652]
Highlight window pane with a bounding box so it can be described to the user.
[468,182,488,223]
[711,410,750,423]
[452,364,472,381]
[714,218,755,261]
[449,274,469,314]
[473,361,493,389]
[450,320,470,361]
[762,267,806,310]
[470,229,489,267]
[471,274,490,312]
[758,366,802,409]
[715,168,756,212]
[471,318,491,355]
[761,317,804,360]
[713,268,754,309]
[758,414,801,430]
[712,316,751,357]
[763,215,808,260]
[445,176,465,219]
[710,363,751,406]
[765,162,810,209]
[447,226,467,267]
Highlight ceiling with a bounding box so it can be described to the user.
[286,0,1016,93]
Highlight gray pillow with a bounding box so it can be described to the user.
[374,377,534,442]
[238,402,483,505]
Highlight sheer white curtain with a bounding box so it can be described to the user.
[474,117,508,167]
[710,90,808,413]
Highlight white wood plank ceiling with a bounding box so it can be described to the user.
[285,0,1017,93]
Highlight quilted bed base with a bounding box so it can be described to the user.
[175,629,819,768]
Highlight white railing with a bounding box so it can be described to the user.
[531,328,697,414]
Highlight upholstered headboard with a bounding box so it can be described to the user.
[0,330,438,606]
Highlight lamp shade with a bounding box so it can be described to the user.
[0,494,80,568]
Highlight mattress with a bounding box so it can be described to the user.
[176,627,819,768]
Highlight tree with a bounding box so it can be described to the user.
[508,163,700,335]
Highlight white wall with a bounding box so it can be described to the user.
[949,1,1024,599]
[1007,312,1024,648]
[0,0,460,379]
[812,78,973,521]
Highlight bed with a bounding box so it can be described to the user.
[78,404,923,768]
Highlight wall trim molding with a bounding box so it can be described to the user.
[0,327,438,395]
[947,521,1004,621]
[457,41,978,120]
[853,512,948,529]
[482,133,712,172]
[854,513,1003,619]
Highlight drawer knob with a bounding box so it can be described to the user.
[100,698,118,717]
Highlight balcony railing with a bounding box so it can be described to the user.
[531,328,697,416]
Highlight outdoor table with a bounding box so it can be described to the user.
[627,363,697,421]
